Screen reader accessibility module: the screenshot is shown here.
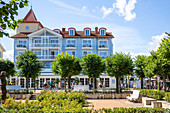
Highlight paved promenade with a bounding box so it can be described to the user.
[86,99,143,109]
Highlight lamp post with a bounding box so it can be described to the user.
[0,71,6,104]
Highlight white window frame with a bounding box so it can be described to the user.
[69,29,75,36]
[98,51,108,59]
[84,29,90,36]
[50,39,59,43]
[82,39,92,48]
[66,39,76,48]
[82,50,92,56]
[98,39,108,49]
[100,29,106,35]
[66,51,76,56]
[34,39,41,43]
[34,50,42,56]
[18,39,27,46]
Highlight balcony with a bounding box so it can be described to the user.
[30,43,60,48]
[16,44,27,50]
[37,55,56,60]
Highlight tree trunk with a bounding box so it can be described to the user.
[141,77,143,89]
[64,77,66,91]
[1,74,6,104]
[93,77,97,89]
[163,74,167,92]
[116,77,119,93]
[26,77,29,93]
[118,76,121,94]
[149,77,151,89]
[68,76,71,89]
[34,78,36,92]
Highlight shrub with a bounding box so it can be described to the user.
[165,92,170,102]
[138,89,165,100]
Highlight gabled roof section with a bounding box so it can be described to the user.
[23,9,37,22]
[28,27,62,37]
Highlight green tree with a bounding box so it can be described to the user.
[143,55,156,89]
[0,0,29,37]
[154,34,170,91]
[105,52,133,93]
[16,50,43,90]
[0,60,15,78]
[51,53,77,90]
[134,55,147,89]
[82,53,105,89]
[74,77,79,85]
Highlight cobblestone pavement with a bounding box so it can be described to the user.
[86,99,143,109]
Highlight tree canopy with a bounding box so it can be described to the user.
[0,0,29,37]
[16,50,43,89]
[0,59,15,78]
[105,52,133,93]
[51,52,81,89]
[134,55,148,89]
[81,53,105,89]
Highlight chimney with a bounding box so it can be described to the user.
[62,28,65,32]
[95,27,98,33]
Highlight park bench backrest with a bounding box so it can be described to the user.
[132,90,140,98]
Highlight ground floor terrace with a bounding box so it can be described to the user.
[6,74,116,89]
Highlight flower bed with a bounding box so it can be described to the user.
[0,90,168,112]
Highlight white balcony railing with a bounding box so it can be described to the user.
[31,43,60,47]
[37,55,57,60]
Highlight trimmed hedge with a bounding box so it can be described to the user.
[138,89,165,100]
[165,92,170,102]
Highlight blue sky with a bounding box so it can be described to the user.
[1,0,170,61]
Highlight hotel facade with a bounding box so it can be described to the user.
[10,9,116,89]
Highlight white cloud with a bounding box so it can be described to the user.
[149,33,166,51]
[101,5,115,18]
[92,9,96,13]
[82,6,87,11]
[3,49,14,62]
[49,0,98,19]
[101,0,137,21]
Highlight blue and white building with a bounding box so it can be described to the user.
[10,9,116,88]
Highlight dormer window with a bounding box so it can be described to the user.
[69,29,75,36]
[100,29,106,35]
[85,29,90,36]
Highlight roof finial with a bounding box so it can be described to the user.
[31,2,32,9]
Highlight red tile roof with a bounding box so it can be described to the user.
[10,32,31,38]
[24,9,37,22]
[22,9,44,28]
[61,31,114,38]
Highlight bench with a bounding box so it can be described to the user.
[73,85,89,91]
[126,90,140,102]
